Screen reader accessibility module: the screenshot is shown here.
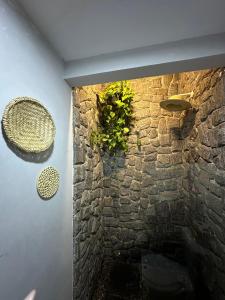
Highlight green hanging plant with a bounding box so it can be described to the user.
[91,81,134,154]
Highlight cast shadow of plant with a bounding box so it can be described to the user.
[171,108,198,140]
[2,123,54,163]
[101,151,126,177]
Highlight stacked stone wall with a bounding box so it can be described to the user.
[73,86,104,300]
[180,69,225,299]
[73,69,225,300]
[101,76,187,257]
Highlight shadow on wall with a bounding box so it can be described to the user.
[1,123,54,163]
[102,152,126,176]
[171,108,198,140]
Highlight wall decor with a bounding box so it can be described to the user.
[2,97,55,153]
[37,166,59,199]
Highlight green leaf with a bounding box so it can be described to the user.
[91,80,134,154]
[110,111,115,118]
[115,100,124,107]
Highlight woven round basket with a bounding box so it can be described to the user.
[37,166,60,199]
[2,97,56,153]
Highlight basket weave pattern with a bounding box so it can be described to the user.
[2,97,55,153]
[37,166,59,199]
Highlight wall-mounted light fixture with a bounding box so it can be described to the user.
[160,92,193,111]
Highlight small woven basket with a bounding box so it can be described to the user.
[37,166,60,199]
[2,97,56,153]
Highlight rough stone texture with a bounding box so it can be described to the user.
[74,69,225,300]
[101,76,187,259]
[180,69,225,299]
[73,87,104,300]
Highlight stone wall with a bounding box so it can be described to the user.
[73,87,105,300]
[102,76,187,258]
[73,69,225,300]
[180,69,225,299]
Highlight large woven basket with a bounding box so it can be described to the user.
[37,166,60,199]
[2,97,56,153]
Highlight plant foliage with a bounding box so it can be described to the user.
[91,81,134,154]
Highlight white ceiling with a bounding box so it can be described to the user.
[19,0,225,62]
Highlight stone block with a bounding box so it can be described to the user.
[120,205,131,214]
[130,180,141,191]
[120,228,136,242]
[215,170,225,187]
[134,108,150,120]
[74,147,85,164]
[205,193,223,214]
[104,197,113,207]
[156,166,183,180]
[134,157,142,171]
[167,118,180,129]
[81,206,91,220]
[140,136,151,146]
[149,128,158,139]
[120,197,131,205]
[157,154,171,166]
[121,176,132,188]
[159,134,171,146]
[136,118,151,130]
[214,150,225,170]
[212,107,225,126]
[85,171,92,189]
[104,187,118,197]
[217,123,225,146]
[150,103,161,117]
[148,185,159,195]
[198,144,213,162]
[160,191,179,201]
[128,156,136,166]
[119,215,132,222]
[120,187,129,196]
[140,198,149,209]
[150,118,159,128]
[131,202,139,213]
[91,218,99,234]
[103,207,114,217]
[162,74,173,88]
[130,191,140,201]
[135,232,149,246]
[144,153,157,162]
[164,180,177,191]
[104,217,119,227]
[158,118,168,134]
[141,176,154,188]
[151,77,162,88]
[74,165,85,184]
[170,153,183,165]
[143,145,157,155]
[74,182,85,199]
[199,170,210,188]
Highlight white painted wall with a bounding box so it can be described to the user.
[65,33,225,86]
[0,1,72,299]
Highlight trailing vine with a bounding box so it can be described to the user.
[91,81,134,154]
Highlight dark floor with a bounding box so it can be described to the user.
[92,246,212,300]
[93,259,141,300]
